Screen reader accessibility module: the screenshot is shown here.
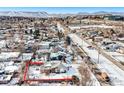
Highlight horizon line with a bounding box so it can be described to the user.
[0,7,123,14]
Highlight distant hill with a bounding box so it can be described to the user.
[0,11,49,18]
[0,11,124,18]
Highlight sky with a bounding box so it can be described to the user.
[0,7,123,14]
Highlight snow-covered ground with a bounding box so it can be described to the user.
[28,64,80,80]
[69,25,113,30]
[112,55,124,62]
[69,34,100,86]
[69,34,124,86]
[97,39,124,63]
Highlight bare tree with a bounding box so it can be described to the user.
[78,63,91,86]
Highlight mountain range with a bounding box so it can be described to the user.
[0,11,124,18]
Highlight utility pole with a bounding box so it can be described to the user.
[98,46,100,64]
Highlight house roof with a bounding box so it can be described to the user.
[0,52,20,60]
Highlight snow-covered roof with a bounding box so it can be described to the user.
[0,40,6,48]
[118,37,124,41]
[5,65,18,72]
[0,75,12,81]
[0,52,20,60]
[39,41,51,45]
[21,53,33,61]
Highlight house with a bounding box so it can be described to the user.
[50,52,64,61]
[0,40,6,48]
[4,65,19,74]
[0,70,4,75]
[38,42,51,49]
[116,47,124,54]
[94,36,103,42]
[0,52,20,61]
[105,44,121,52]
[20,53,33,61]
[0,75,13,84]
